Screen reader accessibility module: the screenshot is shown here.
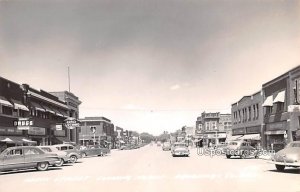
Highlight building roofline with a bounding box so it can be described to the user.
[262,65,300,87]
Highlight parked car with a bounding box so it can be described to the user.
[80,145,110,157]
[53,144,82,163]
[0,146,60,172]
[171,142,190,157]
[38,146,70,166]
[269,141,300,172]
[162,142,171,151]
[215,142,227,154]
[225,140,259,159]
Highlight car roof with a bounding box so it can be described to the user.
[52,144,73,147]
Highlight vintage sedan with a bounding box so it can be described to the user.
[162,142,171,151]
[38,146,70,166]
[0,146,61,172]
[269,141,300,172]
[225,140,259,159]
[53,144,82,163]
[171,142,190,157]
[80,145,110,157]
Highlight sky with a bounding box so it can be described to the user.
[0,0,300,135]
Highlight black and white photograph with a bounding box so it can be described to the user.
[0,0,299,191]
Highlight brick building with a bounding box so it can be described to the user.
[231,91,264,146]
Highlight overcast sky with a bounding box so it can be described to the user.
[0,0,299,135]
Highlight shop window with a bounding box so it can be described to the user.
[248,107,251,121]
[2,105,13,115]
[18,109,26,117]
[256,104,259,119]
[266,106,272,115]
[276,102,284,112]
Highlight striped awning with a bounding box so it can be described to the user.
[30,102,45,112]
[0,96,13,107]
[11,99,29,111]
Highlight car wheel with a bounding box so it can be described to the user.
[70,155,78,163]
[82,153,87,158]
[37,162,49,171]
[275,164,285,172]
[54,158,64,167]
[241,152,247,159]
[226,154,231,159]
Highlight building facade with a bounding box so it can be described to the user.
[79,117,115,148]
[195,112,231,145]
[50,91,81,144]
[262,66,300,151]
[231,91,264,146]
[0,76,76,149]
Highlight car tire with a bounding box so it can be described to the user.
[37,162,49,171]
[70,155,78,163]
[275,164,285,172]
[54,158,64,167]
[226,154,231,159]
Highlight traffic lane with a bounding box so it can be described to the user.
[0,145,299,192]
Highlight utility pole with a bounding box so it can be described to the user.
[68,66,71,92]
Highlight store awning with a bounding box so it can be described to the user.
[43,105,55,114]
[30,102,45,112]
[51,107,64,117]
[22,138,37,143]
[226,135,243,141]
[273,90,285,103]
[265,130,286,135]
[262,95,273,107]
[239,134,261,140]
[0,96,13,107]
[0,136,24,143]
[11,99,29,111]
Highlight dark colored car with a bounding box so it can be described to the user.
[269,141,300,171]
[0,146,60,172]
[80,145,110,157]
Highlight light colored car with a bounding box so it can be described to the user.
[171,142,190,157]
[80,145,110,157]
[53,144,82,163]
[38,146,70,166]
[0,146,60,172]
[225,140,258,159]
[269,141,300,172]
[162,142,171,151]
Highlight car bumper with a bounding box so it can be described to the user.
[268,160,300,167]
[173,151,189,156]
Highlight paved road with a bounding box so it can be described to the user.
[0,145,299,192]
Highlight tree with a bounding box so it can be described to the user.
[139,132,155,143]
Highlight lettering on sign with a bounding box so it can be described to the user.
[14,119,33,130]
[64,117,80,129]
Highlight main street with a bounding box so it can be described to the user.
[0,145,299,192]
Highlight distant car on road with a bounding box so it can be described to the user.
[0,146,60,172]
[162,142,171,151]
[225,140,258,159]
[38,146,70,166]
[53,144,82,163]
[171,142,190,157]
[269,141,300,172]
[80,145,110,157]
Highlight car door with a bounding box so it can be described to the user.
[3,148,25,170]
[24,148,44,168]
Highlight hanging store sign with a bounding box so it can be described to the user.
[64,117,80,129]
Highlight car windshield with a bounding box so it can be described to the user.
[174,144,186,147]
[228,142,238,145]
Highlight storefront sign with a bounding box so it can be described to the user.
[265,130,286,135]
[232,128,246,135]
[14,118,33,130]
[266,122,285,131]
[64,117,80,129]
[28,127,46,135]
[56,124,63,131]
[54,130,66,137]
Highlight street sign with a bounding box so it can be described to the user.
[64,117,80,129]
